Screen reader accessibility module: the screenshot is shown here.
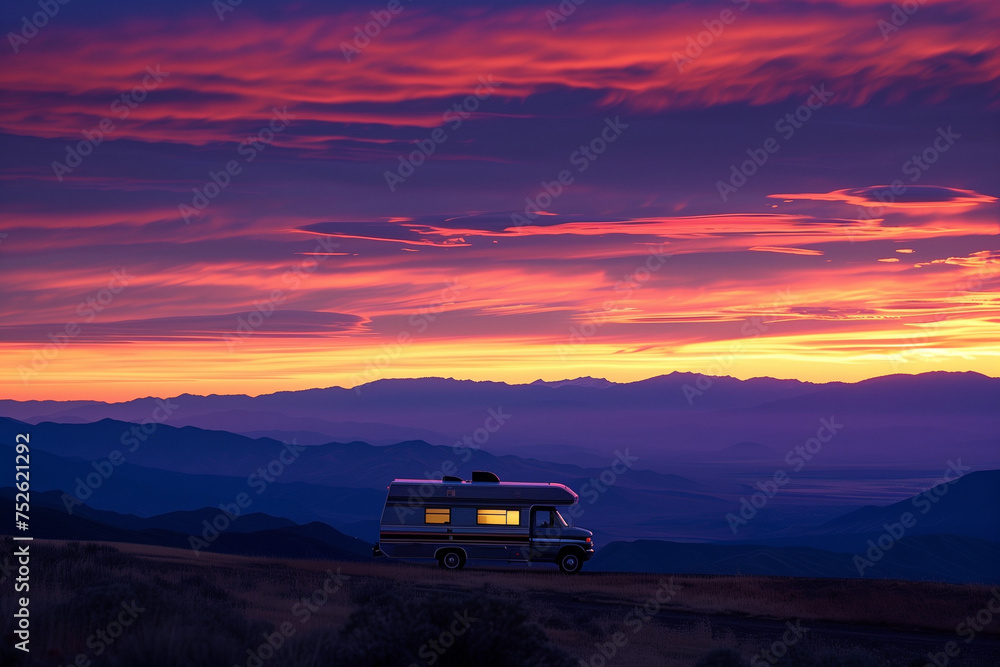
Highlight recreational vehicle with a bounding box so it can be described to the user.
[372,470,595,573]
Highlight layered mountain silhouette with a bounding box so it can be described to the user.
[590,471,1000,583]
[3,372,996,468]
[1,371,997,582]
[3,471,996,582]
[0,488,371,561]
[754,469,1000,549]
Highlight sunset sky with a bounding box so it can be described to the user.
[1,0,998,401]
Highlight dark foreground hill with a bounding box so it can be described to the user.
[1,538,998,667]
[805,468,1000,542]
[588,534,1000,584]
[0,488,371,561]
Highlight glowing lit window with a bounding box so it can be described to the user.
[477,509,520,525]
[425,508,451,524]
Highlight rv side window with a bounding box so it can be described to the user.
[535,509,566,528]
[425,508,451,524]
[477,509,520,525]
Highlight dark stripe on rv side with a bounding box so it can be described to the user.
[380,532,530,543]
[379,530,528,540]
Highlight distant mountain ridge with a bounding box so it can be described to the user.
[529,376,618,389]
[2,372,997,469]
[4,372,995,420]
[0,415,702,492]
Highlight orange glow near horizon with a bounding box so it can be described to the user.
[1,0,997,402]
[3,203,998,401]
[4,330,1000,402]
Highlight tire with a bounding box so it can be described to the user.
[439,550,465,570]
[558,550,583,574]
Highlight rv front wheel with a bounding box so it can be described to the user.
[558,549,583,574]
[439,550,465,570]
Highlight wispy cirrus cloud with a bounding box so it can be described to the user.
[1,0,997,400]
[770,185,998,209]
[1,1,997,149]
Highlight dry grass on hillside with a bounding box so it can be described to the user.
[4,538,998,667]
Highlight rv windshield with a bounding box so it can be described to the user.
[535,508,571,529]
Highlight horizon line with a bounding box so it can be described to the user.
[2,368,995,404]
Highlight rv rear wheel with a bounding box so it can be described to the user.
[558,550,583,574]
[439,550,466,570]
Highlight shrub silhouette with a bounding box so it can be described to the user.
[348,576,396,605]
[333,589,577,666]
[1,541,266,667]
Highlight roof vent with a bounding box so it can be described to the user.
[442,475,463,482]
[471,470,500,483]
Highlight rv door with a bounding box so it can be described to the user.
[528,506,564,561]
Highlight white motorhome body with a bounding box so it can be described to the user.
[373,471,595,572]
